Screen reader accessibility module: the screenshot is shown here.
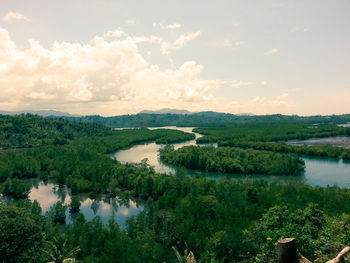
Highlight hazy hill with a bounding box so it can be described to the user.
[69,112,350,128]
[139,108,193,114]
[0,110,80,117]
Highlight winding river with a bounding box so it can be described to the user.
[24,126,349,226]
[114,127,350,188]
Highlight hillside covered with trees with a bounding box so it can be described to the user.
[69,112,350,128]
[0,114,349,263]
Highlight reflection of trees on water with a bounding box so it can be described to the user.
[57,187,67,204]
[118,197,131,207]
[110,198,119,214]
[90,200,100,215]
[26,179,145,226]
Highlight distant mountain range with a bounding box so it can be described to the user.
[2,109,350,128]
[0,110,81,117]
[139,108,193,115]
[71,112,350,128]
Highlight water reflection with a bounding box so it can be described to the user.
[114,127,216,174]
[114,127,350,188]
[28,181,143,227]
[287,136,350,149]
[338,123,350,128]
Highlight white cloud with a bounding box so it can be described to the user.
[3,11,31,23]
[210,40,244,48]
[125,19,136,25]
[290,26,309,33]
[132,35,163,44]
[161,31,201,54]
[261,81,268,86]
[252,93,289,106]
[0,27,219,115]
[154,23,184,30]
[265,48,280,55]
[230,81,253,88]
[103,29,124,39]
[165,23,183,29]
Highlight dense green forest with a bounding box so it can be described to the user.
[1,173,349,263]
[0,114,194,150]
[220,140,350,160]
[159,145,305,175]
[192,123,350,161]
[0,114,349,263]
[69,112,350,128]
[194,123,350,143]
[0,114,113,149]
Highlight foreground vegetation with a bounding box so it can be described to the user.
[160,145,305,175]
[0,114,349,263]
[1,174,349,263]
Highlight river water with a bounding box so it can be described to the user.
[26,180,143,227]
[287,136,350,149]
[114,127,350,188]
[25,127,350,226]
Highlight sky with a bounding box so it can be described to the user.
[0,0,349,116]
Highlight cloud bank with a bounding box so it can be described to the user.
[3,12,31,23]
[0,28,218,115]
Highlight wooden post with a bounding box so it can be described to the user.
[277,238,311,263]
[278,238,299,263]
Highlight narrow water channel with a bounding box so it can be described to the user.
[114,127,350,188]
[23,127,350,226]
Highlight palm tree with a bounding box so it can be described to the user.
[172,246,196,263]
[42,235,80,263]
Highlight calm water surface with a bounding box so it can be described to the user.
[287,136,350,149]
[28,180,143,227]
[114,127,350,188]
[23,127,350,226]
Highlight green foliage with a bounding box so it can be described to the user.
[1,177,30,198]
[42,234,80,263]
[0,204,44,263]
[221,140,350,160]
[160,145,305,175]
[48,201,68,224]
[0,114,112,149]
[69,112,350,128]
[0,114,349,263]
[154,129,195,144]
[194,123,349,143]
[69,196,81,214]
[244,204,325,262]
[0,124,195,197]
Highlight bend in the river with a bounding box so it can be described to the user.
[114,126,350,188]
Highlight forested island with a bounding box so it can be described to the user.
[160,145,305,175]
[194,123,350,160]
[0,114,349,263]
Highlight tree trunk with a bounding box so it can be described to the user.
[277,238,349,263]
[277,238,312,263]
